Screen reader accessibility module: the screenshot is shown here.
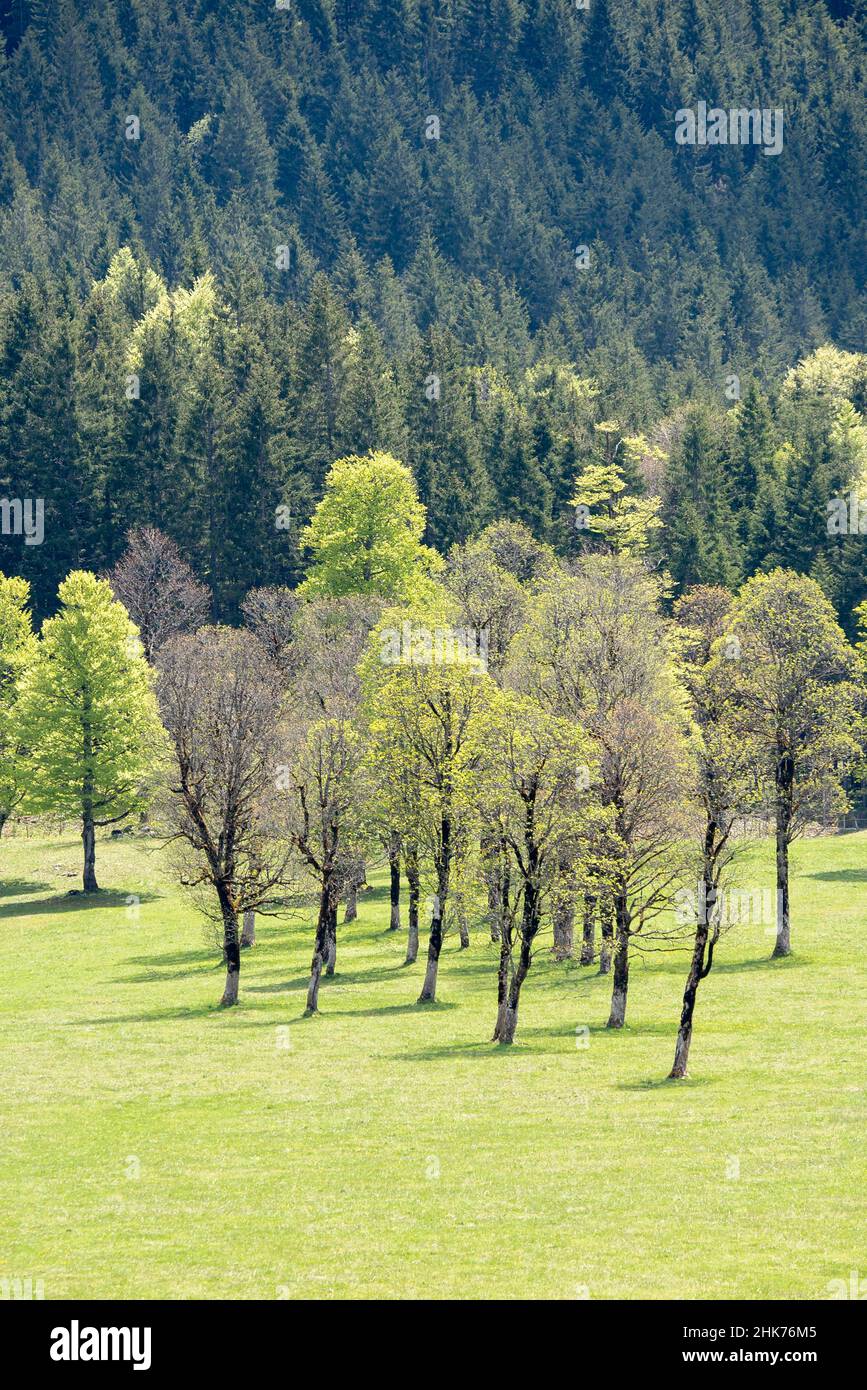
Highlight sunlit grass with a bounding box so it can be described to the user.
[0,828,864,1299]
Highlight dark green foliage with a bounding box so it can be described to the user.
[0,0,864,627]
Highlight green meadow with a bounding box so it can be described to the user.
[1,829,864,1300]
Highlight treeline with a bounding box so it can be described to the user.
[1,0,866,622]
[1,454,864,1077]
[2,247,867,634]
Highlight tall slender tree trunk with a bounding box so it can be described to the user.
[773,761,793,957]
[220,902,241,1007]
[553,889,574,960]
[344,882,358,922]
[492,924,512,1041]
[418,813,451,1001]
[496,884,540,1045]
[670,913,719,1079]
[388,830,401,931]
[606,893,631,1028]
[241,909,256,947]
[306,882,331,1014]
[325,894,338,976]
[405,844,420,964]
[487,875,501,941]
[482,832,503,941]
[456,892,470,949]
[0,810,7,838]
[418,896,444,1001]
[599,896,614,974]
[82,807,98,893]
[580,895,596,965]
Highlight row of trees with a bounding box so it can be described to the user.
[1,453,863,1075]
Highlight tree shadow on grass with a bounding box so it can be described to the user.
[0,888,161,919]
[70,1003,227,1026]
[394,1019,609,1061]
[710,953,807,975]
[276,963,429,990]
[805,868,867,882]
[328,999,460,1020]
[0,878,52,898]
[618,1075,717,1092]
[124,948,218,969]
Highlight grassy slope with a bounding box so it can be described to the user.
[0,829,864,1300]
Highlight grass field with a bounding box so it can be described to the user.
[1,828,864,1300]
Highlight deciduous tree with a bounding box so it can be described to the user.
[17,572,163,892]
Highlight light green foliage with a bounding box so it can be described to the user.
[300,452,443,601]
[481,688,603,899]
[16,571,165,825]
[572,424,663,556]
[0,572,37,826]
[361,599,495,865]
[709,569,862,831]
[782,344,867,410]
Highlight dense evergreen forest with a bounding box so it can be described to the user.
[0,0,865,625]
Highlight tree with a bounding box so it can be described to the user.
[512,556,695,1027]
[240,586,299,670]
[0,572,36,836]
[109,527,211,661]
[444,531,528,676]
[709,570,861,958]
[482,690,600,1044]
[157,627,295,1007]
[281,597,376,1013]
[663,408,742,591]
[362,601,495,1002]
[669,586,761,1079]
[299,452,441,601]
[572,422,663,556]
[16,572,163,892]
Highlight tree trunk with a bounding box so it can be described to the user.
[456,894,470,949]
[0,810,7,838]
[606,894,630,1028]
[82,809,99,893]
[418,897,443,1001]
[405,844,420,964]
[482,832,502,941]
[496,883,539,1045]
[669,919,718,1079]
[220,905,241,1007]
[773,765,792,956]
[388,830,401,931]
[492,927,512,1041]
[580,895,596,966]
[418,816,451,1001]
[325,895,338,975]
[306,884,331,1013]
[599,896,614,974]
[553,891,574,959]
[241,909,256,947]
[343,881,358,923]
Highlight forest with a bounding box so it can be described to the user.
[0,0,866,626]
